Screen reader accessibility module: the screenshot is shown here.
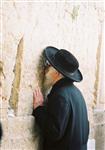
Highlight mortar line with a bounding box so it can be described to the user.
[2,1,104,3]
[93,21,103,108]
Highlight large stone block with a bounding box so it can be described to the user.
[0,116,42,150]
[1,2,104,150]
[94,109,105,150]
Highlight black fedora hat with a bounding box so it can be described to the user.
[44,46,83,82]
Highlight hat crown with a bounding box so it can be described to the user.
[44,46,83,82]
[55,49,79,73]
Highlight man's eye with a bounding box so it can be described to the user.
[44,60,51,68]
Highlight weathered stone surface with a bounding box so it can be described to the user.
[1,1,104,150]
[1,116,42,150]
[94,109,105,150]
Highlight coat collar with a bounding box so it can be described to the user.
[52,77,73,90]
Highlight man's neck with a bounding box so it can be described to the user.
[53,75,63,85]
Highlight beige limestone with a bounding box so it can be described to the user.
[0,1,104,150]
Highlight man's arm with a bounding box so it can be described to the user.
[32,86,47,131]
[32,87,70,142]
[32,105,47,131]
[44,93,70,141]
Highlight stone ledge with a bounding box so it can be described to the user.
[93,108,105,150]
[94,108,105,124]
[0,116,42,150]
[1,116,96,150]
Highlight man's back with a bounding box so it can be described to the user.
[33,47,89,150]
[44,78,89,150]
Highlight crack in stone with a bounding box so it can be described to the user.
[9,37,24,113]
[71,6,79,21]
[93,23,103,108]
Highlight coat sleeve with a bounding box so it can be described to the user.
[45,93,70,142]
[32,105,47,131]
[32,93,70,142]
[0,122,3,141]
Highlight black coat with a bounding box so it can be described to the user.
[0,122,3,141]
[33,78,89,150]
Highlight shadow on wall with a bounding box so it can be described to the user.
[33,51,46,150]
[36,51,47,99]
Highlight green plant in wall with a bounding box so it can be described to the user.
[71,6,80,21]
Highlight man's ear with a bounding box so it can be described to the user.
[56,71,62,78]
[54,70,59,78]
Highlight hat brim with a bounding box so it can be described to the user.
[44,46,83,82]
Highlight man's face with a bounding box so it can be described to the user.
[43,61,59,92]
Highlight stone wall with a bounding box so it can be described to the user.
[0,1,104,150]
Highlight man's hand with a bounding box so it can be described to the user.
[33,86,44,109]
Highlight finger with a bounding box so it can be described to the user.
[38,87,43,97]
[36,87,40,97]
[35,87,41,99]
[33,91,36,99]
[34,89,38,97]
[33,91,37,103]
[35,90,41,103]
[37,87,41,96]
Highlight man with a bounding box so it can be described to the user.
[32,46,89,150]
